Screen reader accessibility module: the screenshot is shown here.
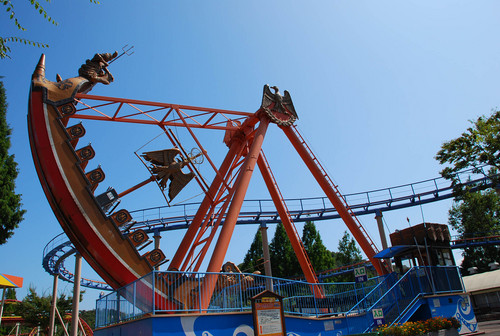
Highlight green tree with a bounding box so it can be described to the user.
[435,110,500,194]
[239,228,265,274]
[0,81,25,244]
[1,0,98,58]
[3,288,18,314]
[17,287,73,333]
[334,231,362,265]
[80,309,96,330]
[334,231,363,266]
[436,110,500,274]
[331,231,363,281]
[448,189,500,275]
[0,288,18,335]
[301,221,335,272]
[269,223,300,278]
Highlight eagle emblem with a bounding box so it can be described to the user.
[142,148,195,201]
[260,84,298,126]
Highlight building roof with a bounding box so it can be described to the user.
[462,269,500,293]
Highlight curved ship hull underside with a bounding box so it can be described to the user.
[28,56,175,309]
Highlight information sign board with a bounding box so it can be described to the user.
[372,308,385,326]
[251,290,286,336]
[354,266,368,283]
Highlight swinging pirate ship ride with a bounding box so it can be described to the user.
[28,51,390,314]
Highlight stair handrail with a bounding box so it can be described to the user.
[391,294,425,326]
[350,266,463,333]
[345,267,420,334]
[345,272,397,316]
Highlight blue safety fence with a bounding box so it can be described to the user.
[344,266,464,334]
[95,266,463,329]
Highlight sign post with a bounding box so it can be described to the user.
[372,308,385,326]
[354,266,367,283]
[251,290,286,336]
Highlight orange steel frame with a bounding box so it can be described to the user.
[72,93,387,310]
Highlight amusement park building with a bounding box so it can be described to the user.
[463,269,500,321]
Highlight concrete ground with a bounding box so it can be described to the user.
[477,320,500,336]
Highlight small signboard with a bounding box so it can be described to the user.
[372,308,385,326]
[354,266,367,283]
[0,274,23,288]
[251,290,286,336]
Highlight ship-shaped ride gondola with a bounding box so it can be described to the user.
[28,54,179,310]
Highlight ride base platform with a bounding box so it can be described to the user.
[94,267,479,336]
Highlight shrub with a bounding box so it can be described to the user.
[377,317,460,336]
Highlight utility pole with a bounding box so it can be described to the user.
[70,254,82,336]
[260,222,273,290]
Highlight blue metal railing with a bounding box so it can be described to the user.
[95,266,463,329]
[96,271,388,327]
[344,266,464,334]
[127,167,497,234]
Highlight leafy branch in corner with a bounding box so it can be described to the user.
[1,0,99,59]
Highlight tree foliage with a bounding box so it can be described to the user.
[18,287,71,331]
[331,231,363,281]
[0,81,25,244]
[448,189,500,274]
[435,110,500,194]
[1,0,98,58]
[2,288,18,315]
[302,221,335,272]
[80,309,96,330]
[16,287,73,333]
[239,228,264,274]
[0,288,92,335]
[333,231,363,267]
[241,222,365,280]
[269,223,300,278]
[436,110,500,275]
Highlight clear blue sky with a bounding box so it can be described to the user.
[1,1,499,310]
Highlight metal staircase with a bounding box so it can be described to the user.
[344,266,464,334]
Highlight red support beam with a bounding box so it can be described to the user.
[197,118,270,311]
[282,126,388,275]
[73,94,253,131]
[257,152,325,297]
[168,138,245,271]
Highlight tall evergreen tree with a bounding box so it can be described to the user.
[334,231,362,267]
[239,228,265,273]
[302,221,335,272]
[331,231,363,282]
[0,81,25,244]
[269,223,300,278]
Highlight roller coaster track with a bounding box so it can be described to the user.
[42,167,497,290]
